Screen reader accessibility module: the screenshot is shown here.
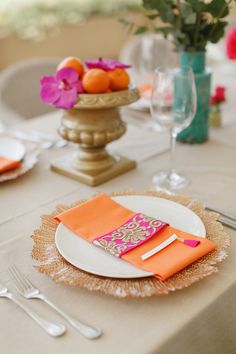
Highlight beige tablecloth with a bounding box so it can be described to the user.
[0,101,236,354]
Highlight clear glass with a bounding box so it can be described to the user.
[150,67,197,191]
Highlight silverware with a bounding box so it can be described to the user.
[9,130,53,149]
[8,130,67,149]
[0,283,66,337]
[218,216,236,230]
[187,200,236,230]
[205,204,236,223]
[31,130,68,148]
[9,266,102,339]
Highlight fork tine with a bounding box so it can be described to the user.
[12,265,33,289]
[8,265,31,293]
[8,267,25,293]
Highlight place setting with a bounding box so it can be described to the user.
[31,190,230,299]
[0,136,40,183]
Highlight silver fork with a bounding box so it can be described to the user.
[8,266,102,339]
[0,283,66,337]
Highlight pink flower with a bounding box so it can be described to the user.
[40,67,84,110]
[226,27,236,60]
[85,57,131,71]
[210,86,226,105]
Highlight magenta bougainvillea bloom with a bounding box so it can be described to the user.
[85,57,131,71]
[226,26,236,60]
[40,67,84,109]
[210,86,226,105]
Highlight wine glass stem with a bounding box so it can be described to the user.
[169,128,176,176]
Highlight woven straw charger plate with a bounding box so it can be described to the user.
[32,190,230,298]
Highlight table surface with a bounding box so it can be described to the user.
[0,65,236,354]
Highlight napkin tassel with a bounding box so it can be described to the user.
[176,236,200,248]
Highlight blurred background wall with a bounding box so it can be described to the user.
[0,0,235,69]
[0,0,143,69]
[0,15,133,69]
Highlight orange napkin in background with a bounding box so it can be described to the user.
[0,155,21,173]
[55,194,216,280]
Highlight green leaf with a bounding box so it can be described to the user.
[143,0,174,22]
[147,13,158,20]
[185,13,197,25]
[206,0,229,18]
[118,18,130,26]
[180,4,197,25]
[180,2,194,18]
[134,26,148,34]
[210,21,227,43]
[187,0,207,12]
[154,26,173,37]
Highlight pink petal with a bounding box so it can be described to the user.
[183,239,200,248]
[85,57,131,71]
[72,80,84,93]
[40,75,57,85]
[40,83,61,104]
[53,88,78,109]
[56,67,79,84]
[226,27,236,59]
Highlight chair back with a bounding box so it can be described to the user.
[0,57,59,124]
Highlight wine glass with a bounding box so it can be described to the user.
[150,67,197,190]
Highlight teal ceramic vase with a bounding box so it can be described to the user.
[177,51,211,144]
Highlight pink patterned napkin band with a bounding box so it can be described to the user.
[92,213,168,257]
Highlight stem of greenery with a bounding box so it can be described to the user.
[176,0,182,30]
[194,13,201,49]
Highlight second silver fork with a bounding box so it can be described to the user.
[8,265,102,339]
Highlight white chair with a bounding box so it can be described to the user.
[0,57,60,126]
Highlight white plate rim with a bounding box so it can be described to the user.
[0,137,25,161]
[55,195,206,279]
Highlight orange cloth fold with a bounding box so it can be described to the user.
[55,194,216,280]
[0,155,21,173]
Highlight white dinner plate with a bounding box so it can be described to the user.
[55,195,206,279]
[0,137,25,161]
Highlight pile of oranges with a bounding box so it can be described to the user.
[57,57,130,94]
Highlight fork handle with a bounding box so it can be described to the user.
[8,295,66,337]
[205,204,236,223]
[38,294,102,339]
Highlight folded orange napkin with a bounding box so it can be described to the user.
[0,155,21,173]
[55,194,215,280]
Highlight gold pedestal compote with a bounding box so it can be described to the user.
[51,87,140,186]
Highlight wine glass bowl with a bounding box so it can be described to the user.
[150,67,197,190]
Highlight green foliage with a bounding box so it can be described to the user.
[134,25,149,34]
[207,0,229,18]
[135,0,235,51]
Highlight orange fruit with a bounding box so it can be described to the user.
[82,69,110,94]
[57,56,84,78]
[108,68,130,91]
